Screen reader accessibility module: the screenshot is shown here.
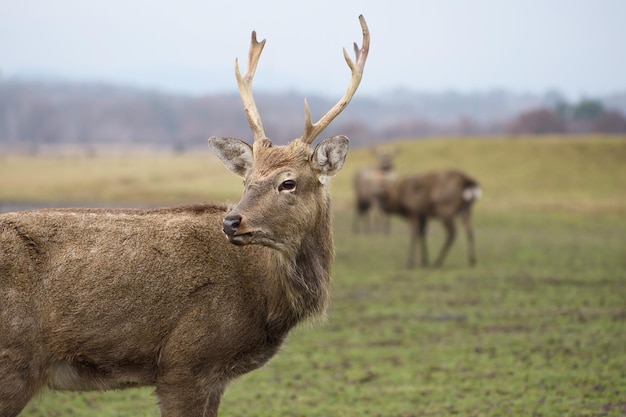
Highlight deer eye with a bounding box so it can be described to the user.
[278,179,296,192]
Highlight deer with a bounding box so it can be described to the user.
[0,15,369,417]
[377,169,481,268]
[352,147,396,234]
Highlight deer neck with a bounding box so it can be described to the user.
[264,193,333,332]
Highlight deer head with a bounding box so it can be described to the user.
[0,17,370,417]
[209,15,370,259]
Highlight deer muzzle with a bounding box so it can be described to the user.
[223,213,241,236]
[222,213,253,245]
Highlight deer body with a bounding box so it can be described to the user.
[353,149,396,233]
[1,205,295,411]
[379,170,481,268]
[0,15,369,417]
[1,202,329,415]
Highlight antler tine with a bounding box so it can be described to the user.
[301,15,370,145]
[235,31,267,143]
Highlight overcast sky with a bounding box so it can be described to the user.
[1,0,625,99]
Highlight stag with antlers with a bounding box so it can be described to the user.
[0,16,369,417]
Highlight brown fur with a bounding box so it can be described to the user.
[378,169,481,268]
[0,15,368,416]
[353,148,396,234]
[0,138,341,416]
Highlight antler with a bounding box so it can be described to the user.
[235,31,267,143]
[301,15,370,145]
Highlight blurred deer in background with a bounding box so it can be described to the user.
[378,169,481,268]
[353,147,396,234]
[0,16,369,417]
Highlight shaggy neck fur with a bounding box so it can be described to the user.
[264,192,333,333]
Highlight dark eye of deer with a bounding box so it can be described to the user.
[279,179,296,192]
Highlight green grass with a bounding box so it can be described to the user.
[9,135,626,416]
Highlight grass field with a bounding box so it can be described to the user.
[3,135,625,416]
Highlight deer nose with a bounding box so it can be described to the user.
[222,214,242,236]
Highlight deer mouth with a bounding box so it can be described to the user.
[225,231,253,246]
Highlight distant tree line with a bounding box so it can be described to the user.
[1,80,624,154]
[507,99,626,135]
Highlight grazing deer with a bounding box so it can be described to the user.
[353,148,396,234]
[378,169,481,268]
[0,16,369,417]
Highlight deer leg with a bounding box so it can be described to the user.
[372,202,387,233]
[406,219,418,268]
[0,348,42,417]
[418,216,429,267]
[353,199,366,234]
[352,213,360,234]
[354,200,371,234]
[460,209,476,266]
[407,216,428,268]
[378,203,391,235]
[358,212,370,234]
[433,217,456,267]
[383,213,391,235]
[156,377,225,417]
[352,213,360,235]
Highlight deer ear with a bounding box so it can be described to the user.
[311,135,349,184]
[208,136,254,177]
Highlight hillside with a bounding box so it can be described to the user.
[1,136,624,215]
